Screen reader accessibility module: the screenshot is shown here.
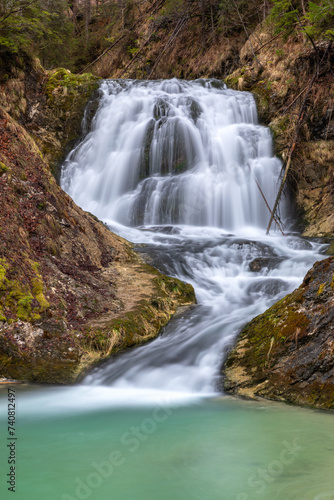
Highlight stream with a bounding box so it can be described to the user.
[1,79,333,500]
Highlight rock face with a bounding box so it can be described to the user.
[223,257,334,410]
[225,33,334,238]
[0,60,195,384]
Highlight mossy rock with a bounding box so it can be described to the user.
[0,258,50,323]
[224,257,334,410]
[43,68,101,180]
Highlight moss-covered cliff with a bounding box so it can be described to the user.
[0,59,195,384]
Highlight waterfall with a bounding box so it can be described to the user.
[61,78,282,231]
[61,79,323,396]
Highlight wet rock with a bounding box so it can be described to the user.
[249,257,285,272]
[247,279,289,296]
[223,257,334,410]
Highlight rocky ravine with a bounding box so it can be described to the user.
[0,58,195,384]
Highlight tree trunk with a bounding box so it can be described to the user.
[118,0,125,28]
[200,0,205,48]
[210,5,216,44]
[85,0,91,45]
[300,0,306,16]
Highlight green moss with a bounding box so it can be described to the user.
[234,290,309,374]
[224,75,240,89]
[16,293,33,321]
[45,68,100,96]
[318,283,325,295]
[42,68,101,180]
[326,241,334,255]
[45,68,100,102]
[0,260,50,322]
[269,115,290,139]
[5,281,33,321]
[31,262,50,311]
[0,258,8,284]
[0,162,10,175]
[331,274,334,289]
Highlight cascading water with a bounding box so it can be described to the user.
[61,79,324,398]
[62,79,282,229]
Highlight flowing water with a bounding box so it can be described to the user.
[62,78,323,393]
[1,79,333,500]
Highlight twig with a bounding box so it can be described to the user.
[247,163,285,236]
[283,84,309,114]
[295,328,300,349]
[266,75,317,235]
[325,105,333,140]
[266,336,275,365]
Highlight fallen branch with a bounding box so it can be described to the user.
[80,34,127,74]
[266,42,332,235]
[254,32,282,54]
[283,83,309,114]
[266,73,317,235]
[247,163,285,236]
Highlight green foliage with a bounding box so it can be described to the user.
[269,0,300,38]
[162,0,188,15]
[0,1,52,53]
[0,0,75,68]
[304,1,334,41]
[269,0,334,42]
[37,0,76,69]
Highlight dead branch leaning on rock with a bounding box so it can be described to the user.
[247,163,285,235]
[266,42,333,235]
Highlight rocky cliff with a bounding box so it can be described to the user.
[0,57,195,384]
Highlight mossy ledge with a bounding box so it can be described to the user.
[223,257,334,410]
[0,259,195,384]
